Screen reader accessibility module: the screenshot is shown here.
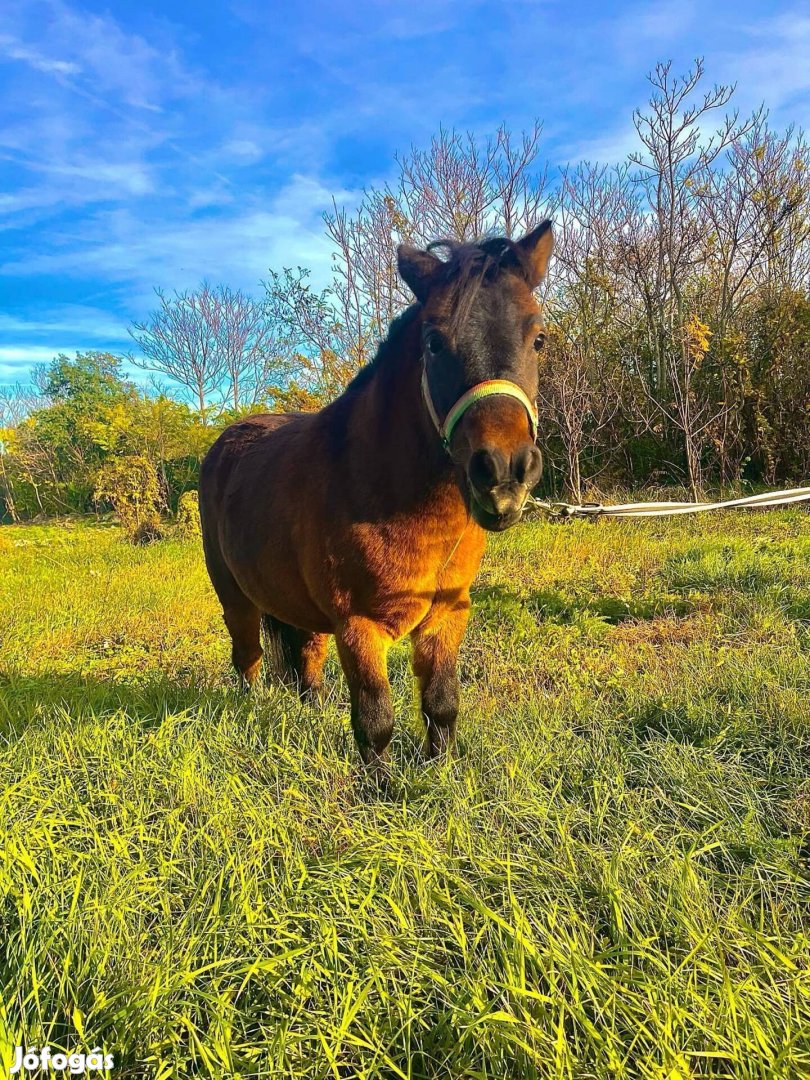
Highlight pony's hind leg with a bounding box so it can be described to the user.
[223,601,263,688]
[201,524,263,688]
[263,615,329,698]
[298,632,329,697]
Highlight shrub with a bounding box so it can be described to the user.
[94,455,164,543]
[175,489,201,539]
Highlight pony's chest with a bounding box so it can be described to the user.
[334,518,485,635]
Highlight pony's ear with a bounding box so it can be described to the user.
[397,244,443,302]
[516,220,554,287]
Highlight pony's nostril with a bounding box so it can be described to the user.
[468,447,506,492]
[513,444,543,485]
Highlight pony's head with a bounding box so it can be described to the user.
[398,221,553,531]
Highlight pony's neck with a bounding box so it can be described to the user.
[337,309,466,518]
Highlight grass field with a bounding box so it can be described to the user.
[1,511,809,1078]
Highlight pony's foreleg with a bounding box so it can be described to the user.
[335,618,393,767]
[411,598,470,757]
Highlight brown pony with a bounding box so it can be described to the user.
[199,222,553,765]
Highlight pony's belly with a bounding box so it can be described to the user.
[231,551,334,634]
[218,508,332,631]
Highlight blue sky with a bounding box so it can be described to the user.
[1,0,809,385]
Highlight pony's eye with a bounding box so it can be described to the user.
[533,332,546,352]
[426,331,444,355]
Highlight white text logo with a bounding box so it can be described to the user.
[8,1047,114,1075]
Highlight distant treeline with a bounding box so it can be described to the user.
[1,61,809,523]
[0,353,213,523]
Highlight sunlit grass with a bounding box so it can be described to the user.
[1,512,809,1077]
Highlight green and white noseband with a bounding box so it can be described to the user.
[421,364,539,452]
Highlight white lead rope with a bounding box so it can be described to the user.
[527,486,810,520]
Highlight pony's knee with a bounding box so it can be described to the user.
[224,606,263,687]
[421,668,458,756]
[336,619,393,762]
[423,667,459,724]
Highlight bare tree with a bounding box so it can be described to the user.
[263,267,363,402]
[129,283,286,420]
[0,385,53,518]
[0,382,43,427]
[325,193,406,348]
[621,60,759,495]
[536,339,623,502]
[215,286,292,410]
[541,163,629,500]
[690,121,808,480]
[393,123,549,244]
[129,285,224,422]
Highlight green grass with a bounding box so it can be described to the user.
[1,512,809,1078]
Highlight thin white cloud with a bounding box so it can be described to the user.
[0,306,129,342]
[221,139,264,163]
[553,5,810,165]
[0,344,79,379]
[1,0,199,110]
[0,38,81,75]
[1,173,358,295]
[616,0,697,50]
[557,124,641,166]
[0,306,134,381]
[0,345,63,362]
[21,159,156,198]
[715,10,810,125]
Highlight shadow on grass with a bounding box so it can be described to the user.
[0,668,239,734]
[630,698,713,747]
[0,667,438,801]
[787,596,810,622]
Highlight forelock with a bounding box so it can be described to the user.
[423,236,532,336]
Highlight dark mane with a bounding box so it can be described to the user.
[341,303,421,396]
[342,234,531,396]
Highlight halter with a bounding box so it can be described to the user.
[421,362,539,452]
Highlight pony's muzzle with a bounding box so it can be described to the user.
[488,482,529,517]
[467,444,542,530]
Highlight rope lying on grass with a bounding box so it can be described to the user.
[527,486,810,520]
